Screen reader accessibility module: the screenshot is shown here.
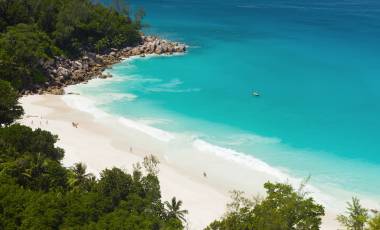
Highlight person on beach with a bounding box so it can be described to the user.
[130,147,133,152]
[72,122,79,128]
[203,172,207,178]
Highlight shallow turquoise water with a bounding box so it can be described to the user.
[84,0,380,198]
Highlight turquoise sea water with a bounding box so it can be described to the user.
[81,0,380,199]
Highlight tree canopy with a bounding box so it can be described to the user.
[368,213,380,230]
[0,123,185,229]
[0,23,60,90]
[337,197,368,230]
[206,182,325,230]
[0,0,143,90]
[337,197,380,230]
[0,80,23,125]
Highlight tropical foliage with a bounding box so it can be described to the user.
[0,124,186,229]
[368,213,380,230]
[165,197,188,223]
[0,23,60,89]
[337,197,380,230]
[0,0,142,90]
[337,197,369,230]
[206,182,325,230]
[0,80,23,125]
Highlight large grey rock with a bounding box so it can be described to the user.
[57,67,70,78]
[74,61,82,69]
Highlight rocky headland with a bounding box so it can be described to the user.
[22,36,186,95]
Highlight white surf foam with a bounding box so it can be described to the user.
[145,78,201,93]
[193,139,287,180]
[62,93,175,142]
[62,94,109,119]
[118,117,175,142]
[137,118,171,126]
[192,138,336,209]
[95,93,138,104]
[219,133,282,146]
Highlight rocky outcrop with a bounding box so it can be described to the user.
[125,36,186,56]
[22,36,187,95]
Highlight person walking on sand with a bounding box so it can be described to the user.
[203,172,207,178]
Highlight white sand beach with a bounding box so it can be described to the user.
[19,94,340,229]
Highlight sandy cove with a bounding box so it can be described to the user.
[19,94,229,229]
[19,94,340,229]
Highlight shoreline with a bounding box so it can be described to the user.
[16,35,353,229]
[22,35,186,95]
[19,95,228,229]
[19,92,341,229]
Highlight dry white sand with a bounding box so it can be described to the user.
[19,94,340,229]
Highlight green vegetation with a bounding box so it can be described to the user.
[0,124,185,229]
[0,0,142,90]
[165,197,188,223]
[0,23,60,90]
[53,0,141,56]
[206,182,325,230]
[0,80,24,125]
[368,213,380,230]
[337,197,369,230]
[337,197,380,230]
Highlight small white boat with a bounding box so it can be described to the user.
[252,91,260,97]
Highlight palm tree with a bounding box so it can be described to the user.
[21,153,48,179]
[164,197,188,222]
[68,162,94,190]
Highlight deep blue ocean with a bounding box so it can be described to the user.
[82,0,380,199]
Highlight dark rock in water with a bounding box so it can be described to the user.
[99,73,112,79]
